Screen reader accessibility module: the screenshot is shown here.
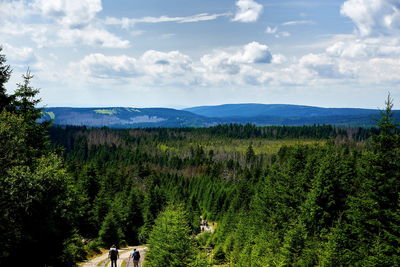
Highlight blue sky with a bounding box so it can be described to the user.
[1,0,400,108]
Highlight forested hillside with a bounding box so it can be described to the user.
[2,47,400,266]
[45,103,399,266]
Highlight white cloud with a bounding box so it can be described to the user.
[0,0,129,48]
[201,52,241,75]
[2,43,37,64]
[76,53,140,79]
[265,26,291,38]
[57,26,130,48]
[232,0,263,23]
[73,50,197,85]
[299,53,355,79]
[141,50,193,78]
[266,26,278,34]
[281,20,314,26]
[341,0,400,36]
[105,12,229,29]
[272,54,287,64]
[71,43,276,87]
[326,35,400,59]
[32,0,102,28]
[201,42,272,74]
[200,42,273,85]
[0,0,33,19]
[232,42,272,63]
[275,31,291,38]
[362,58,400,82]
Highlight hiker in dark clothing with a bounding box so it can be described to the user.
[109,245,119,267]
[131,248,141,267]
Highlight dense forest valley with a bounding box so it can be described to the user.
[1,49,400,266]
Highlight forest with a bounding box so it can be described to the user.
[1,47,400,266]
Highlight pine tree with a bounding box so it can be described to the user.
[145,204,197,267]
[0,47,12,110]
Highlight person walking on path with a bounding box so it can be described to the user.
[109,245,119,267]
[131,248,140,267]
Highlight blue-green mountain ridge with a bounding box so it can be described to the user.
[40,104,400,128]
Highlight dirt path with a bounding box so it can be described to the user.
[80,245,147,267]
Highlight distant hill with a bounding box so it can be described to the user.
[183,104,382,118]
[40,104,400,128]
[41,107,213,128]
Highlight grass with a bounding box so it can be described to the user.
[157,138,325,156]
[46,111,55,120]
[94,109,117,115]
[97,258,109,266]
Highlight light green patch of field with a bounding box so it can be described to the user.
[159,144,178,152]
[46,111,55,120]
[205,139,325,155]
[94,109,117,115]
[159,138,325,156]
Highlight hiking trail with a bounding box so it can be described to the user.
[79,245,147,267]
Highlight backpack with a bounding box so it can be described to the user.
[133,251,140,261]
[110,249,118,259]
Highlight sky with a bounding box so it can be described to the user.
[1,0,400,109]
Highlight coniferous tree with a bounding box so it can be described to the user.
[145,204,197,267]
[0,50,80,266]
[0,47,12,110]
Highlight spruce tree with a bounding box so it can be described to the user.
[145,204,196,267]
[0,47,12,110]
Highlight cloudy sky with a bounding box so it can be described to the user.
[1,0,400,108]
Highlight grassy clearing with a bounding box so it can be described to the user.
[158,138,325,156]
[46,111,55,120]
[94,109,117,115]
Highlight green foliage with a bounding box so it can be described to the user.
[145,204,197,267]
[0,49,80,266]
[0,46,12,110]
[98,211,124,247]
[62,231,87,264]
[0,153,80,266]
[37,93,400,266]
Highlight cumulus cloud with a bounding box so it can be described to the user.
[76,53,140,79]
[232,0,263,22]
[299,53,355,79]
[341,0,400,36]
[362,58,400,82]
[32,0,102,28]
[232,42,272,63]
[200,42,273,85]
[0,0,33,19]
[0,0,129,48]
[2,43,37,64]
[72,42,277,86]
[73,50,197,85]
[325,35,400,59]
[141,50,193,78]
[57,26,130,48]
[271,54,287,64]
[201,42,272,73]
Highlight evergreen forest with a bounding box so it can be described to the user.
[1,48,400,266]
